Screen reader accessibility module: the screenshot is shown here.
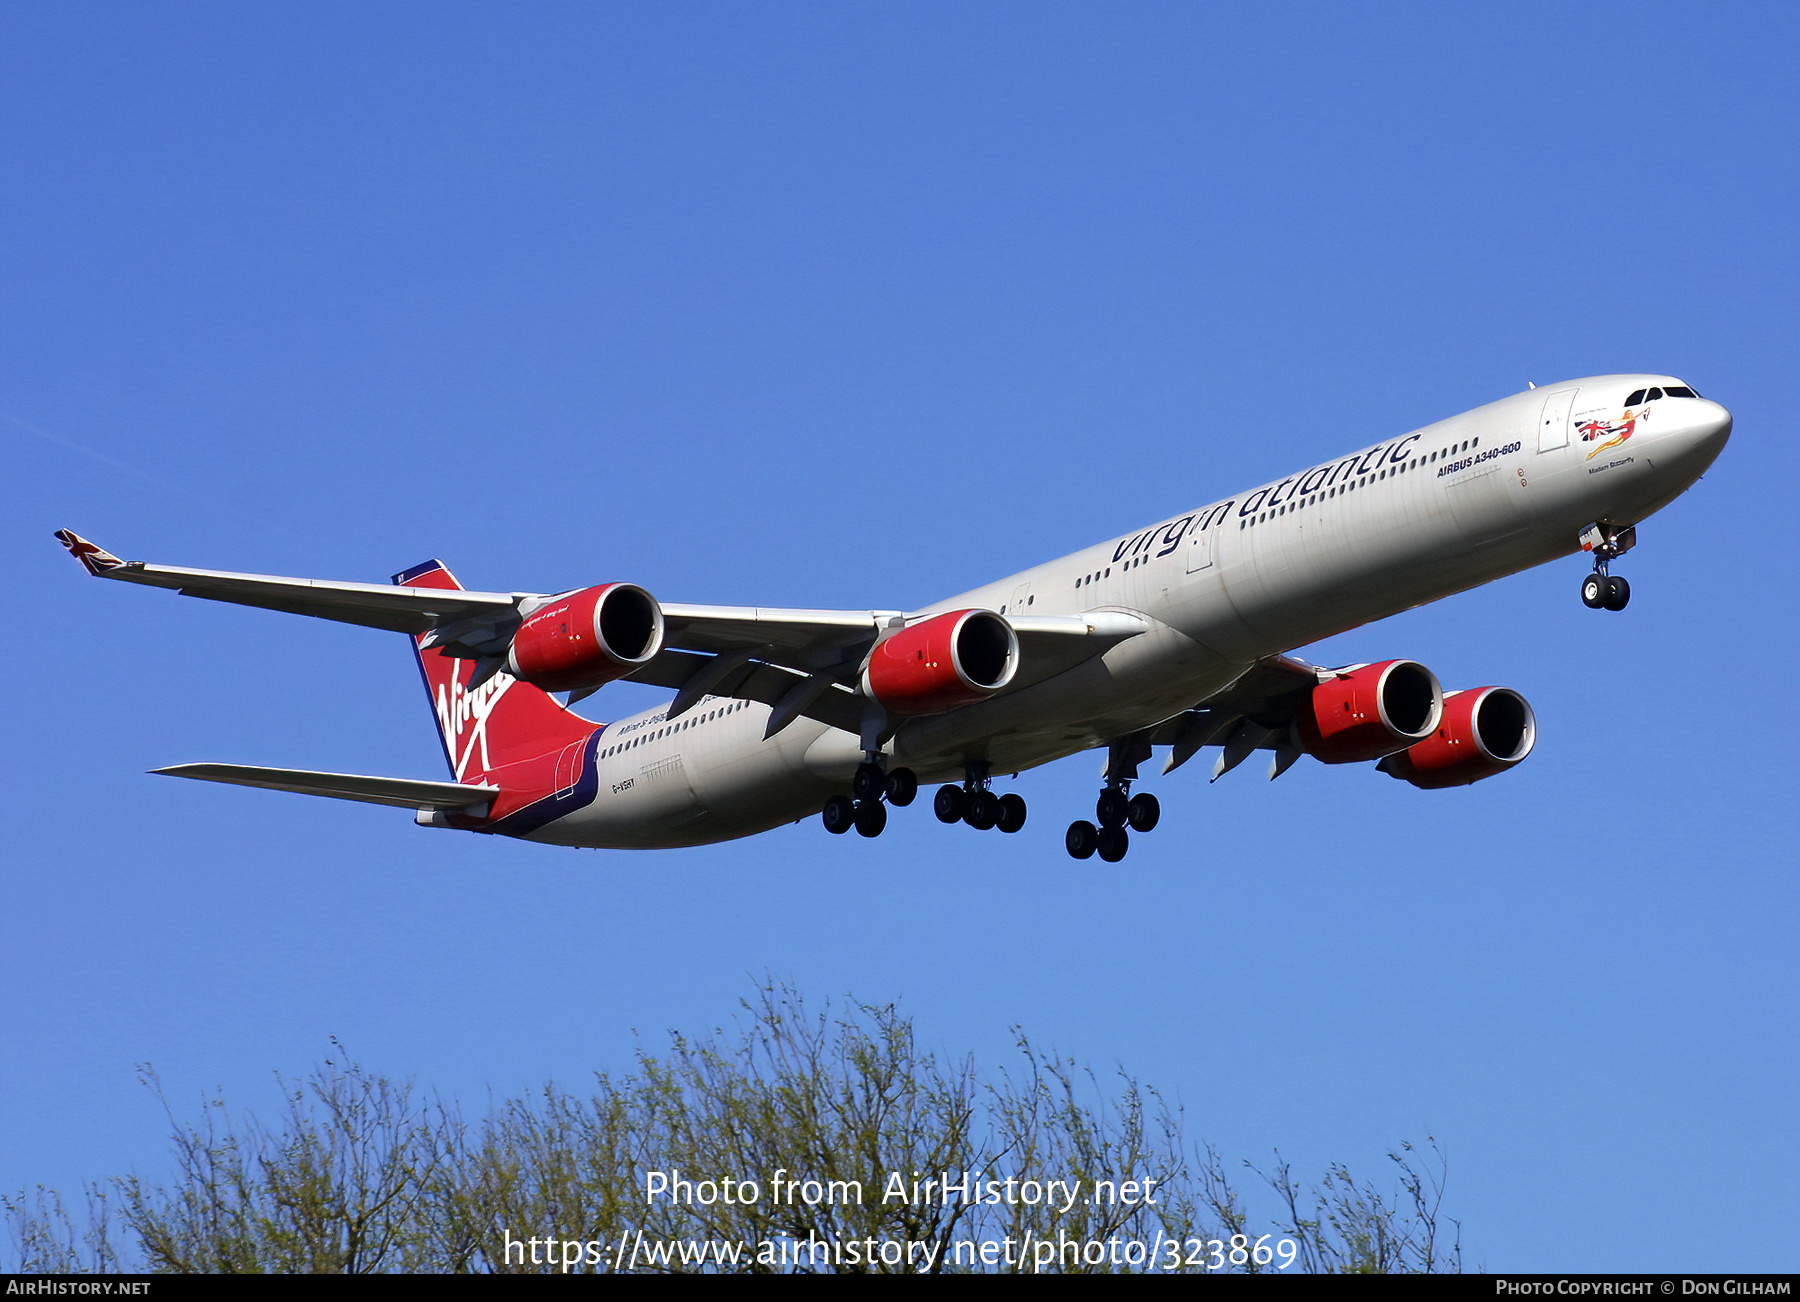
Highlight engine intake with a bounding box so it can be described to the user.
[1296,659,1443,764]
[505,584,664,692]
[1377,687,1536,788]
[863,609,1018,716]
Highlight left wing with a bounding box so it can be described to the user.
[58,532,1148,735]
[55,531,519,634]
[631,605,1150,735]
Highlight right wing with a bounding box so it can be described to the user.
[1148,654,1330,780]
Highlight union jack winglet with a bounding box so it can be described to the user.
[54,530,125,576]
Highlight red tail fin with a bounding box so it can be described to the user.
[395,561,597,785]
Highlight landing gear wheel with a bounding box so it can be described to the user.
[886,767,918,807]
[854,799,887,838]
[822,794,856,835]
[1581,573,1608,609]
[1096,788,1129,828]
[1126,792,1160,833]
[933,785,966,824]
[1065,820,1098,859]
[1096,825,1130,863]
[965,789,1000,830]
[995,793,1027,834]
[1603,575,1631,611]
[852,762,887,801]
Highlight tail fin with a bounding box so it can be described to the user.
[395,561,598,784]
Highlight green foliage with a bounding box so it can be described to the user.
[5,982,1459,1274]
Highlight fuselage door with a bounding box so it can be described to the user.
[1538,388,1578,452]
[554,737,587,795]
[1186,524,1215,574]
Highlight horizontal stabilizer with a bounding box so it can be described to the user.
[153,763,498,811]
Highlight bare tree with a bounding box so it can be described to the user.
[6,983,1461,1274]
[1198,1138,1462,1273]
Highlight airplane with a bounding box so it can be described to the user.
[56,373,1730,862]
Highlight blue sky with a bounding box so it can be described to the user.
[3,2,1795,1273]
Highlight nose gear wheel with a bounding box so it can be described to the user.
[1579,524,1636,612]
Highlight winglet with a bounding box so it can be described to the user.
[54,530,125,576]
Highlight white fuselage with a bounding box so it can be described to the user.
[536,376,1730,849]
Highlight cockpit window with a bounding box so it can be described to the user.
[1627,385,1690,405]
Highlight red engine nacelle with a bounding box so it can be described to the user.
[862,609,1018,716]
[1377,686,1536,789]
[504,583,664,692]
[1296,659,1443,764]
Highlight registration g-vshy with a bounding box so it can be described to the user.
[59,374,1729,861]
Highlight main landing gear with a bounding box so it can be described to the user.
[1065,785,1159,862]
[933,762,1028,834]
[821,759,917,839]
[1578,523,1636,612]
[1066,733,1159,862]
[821,753,1027,840]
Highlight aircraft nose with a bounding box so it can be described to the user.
[1687,398,1732,456]
[1661,398,1732,476]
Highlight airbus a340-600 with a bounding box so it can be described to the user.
[59,374,1730,861]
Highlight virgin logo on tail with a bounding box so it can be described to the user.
[435,669,513,780]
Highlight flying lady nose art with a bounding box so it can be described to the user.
[1577,405,1646,460]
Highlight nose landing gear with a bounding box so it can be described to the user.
[1578,523,1636,612]
[1580,572,1630,611]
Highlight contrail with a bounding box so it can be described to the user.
[1,411,184,491]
